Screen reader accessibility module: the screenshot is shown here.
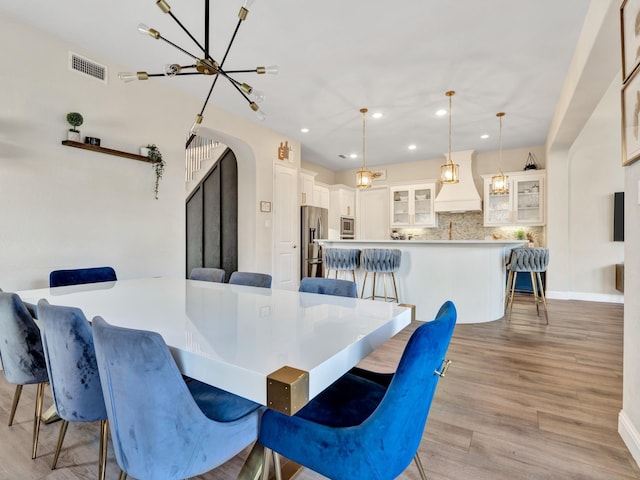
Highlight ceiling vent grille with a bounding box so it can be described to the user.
[68,52,107,83]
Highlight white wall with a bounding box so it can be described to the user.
[565,75,624,301]
[0,12,298,290]
[621,160,640,463]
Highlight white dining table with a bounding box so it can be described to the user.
[18,277,411,412]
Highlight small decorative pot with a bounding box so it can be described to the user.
[67,130,81,142]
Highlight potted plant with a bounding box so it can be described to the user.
[66,112,84,141]
[515,228,526,241]
[146,144,166,199]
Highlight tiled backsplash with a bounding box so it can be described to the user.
[391,211,545,245]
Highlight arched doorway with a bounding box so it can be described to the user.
[185,148,238,282]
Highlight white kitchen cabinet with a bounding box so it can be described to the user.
[482,170,545,226]
[313,183,330,210]
[329,184,355,217]
[328,184,355,238]
[299,170,315,205]
[390,183,437,227]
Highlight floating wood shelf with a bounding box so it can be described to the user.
[61,140,158,164]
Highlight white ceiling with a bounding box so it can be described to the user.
[0,0,590,171]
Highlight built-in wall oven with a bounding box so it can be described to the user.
[340,216,355,239]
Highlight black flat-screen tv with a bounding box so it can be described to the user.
[614,192,624,242]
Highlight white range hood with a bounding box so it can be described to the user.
[434,150,482,213]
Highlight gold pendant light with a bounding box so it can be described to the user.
[490,112,509,195]
[355,107,374,189]
[440,91,459,184]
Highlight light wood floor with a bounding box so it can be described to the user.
[0,298,637,479]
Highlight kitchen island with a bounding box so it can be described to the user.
[317,239,525,323]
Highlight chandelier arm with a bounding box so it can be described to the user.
[224,68,259,74]
[200,76,221,116]
[219,18,243,68]
[165,10,208,57]
[157,36,201,63]
[222,73,254,104]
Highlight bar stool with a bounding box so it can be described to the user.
[323,248,361,282]
[360,248,401,302]
[505,247,549,324]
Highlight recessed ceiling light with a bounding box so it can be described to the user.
[435,109,447,117]
[480,134,490,139]
[350,153,358,159]
[372,112,383,119]
[300,128,309,133]
[408,144,417,150]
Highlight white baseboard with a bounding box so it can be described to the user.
[546,291,624,304]
[619,410,640,468]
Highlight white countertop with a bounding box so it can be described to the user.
[319,239,525,246]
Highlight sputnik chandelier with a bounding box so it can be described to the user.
[118,0,278,148]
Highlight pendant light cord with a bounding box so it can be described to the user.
[361,107,368,170]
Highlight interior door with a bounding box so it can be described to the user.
[273,164,299,290]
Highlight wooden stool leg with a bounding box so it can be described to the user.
[505,269,513,312]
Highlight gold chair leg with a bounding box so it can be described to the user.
[372,272,377,300]
[261,447,271,480]
[537,272,549,324]
[272,451,283,480]
[52,419,69,469]
[391,272,399,303]
[117,470,128,480]
[98,419,109,480]
[504,269,513,312]
[530,272,540,316]
[414,452,428,480]
[360,272,368,298]
[32,382,45,459]
[8,384,23,426]
[506,272,518,322]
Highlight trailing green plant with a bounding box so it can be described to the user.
[66,112,84,132]
[147,144,166,200]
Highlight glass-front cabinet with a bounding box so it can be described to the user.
[482,170,545,226]
[390,183,437,227]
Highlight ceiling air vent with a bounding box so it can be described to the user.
[68,52,107,83]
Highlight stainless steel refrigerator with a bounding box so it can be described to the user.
[301,205,328,279]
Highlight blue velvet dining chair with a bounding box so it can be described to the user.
[189,267,226,283]
[49,266,117,288]
[229,271,272,288]
[91,316,264,480]
[258,301,457,480]
[37,300,109,479]
[0,292,49,459]
[299,277,357,298]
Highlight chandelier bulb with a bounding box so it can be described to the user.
[254,108,267,122]
[118,72,149,82]
[190,114,203,135]
[164,64,181,77]
[243,0,256,8]
[137,23,160,39]
[252,90,266,104]
[257,65,279,75]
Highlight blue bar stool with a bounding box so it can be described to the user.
[323,248,361,282]
[360,248,401,302]
[505,247,549,323]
